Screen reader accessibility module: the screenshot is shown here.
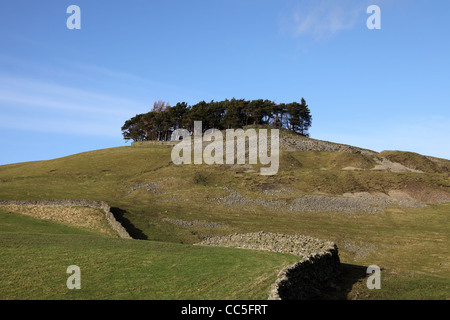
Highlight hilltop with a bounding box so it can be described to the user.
[0,130,448,241]
[0,130,449,299]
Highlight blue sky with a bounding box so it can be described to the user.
[0,0,449,165]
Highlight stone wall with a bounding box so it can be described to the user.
[1,200,340,299]
[197,231,341,300]
[131,141,176,147]
[0,200,132,239]
[268,244,340,300]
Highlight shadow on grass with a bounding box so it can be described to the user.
[309,263,369,300]
[110,207,148,240]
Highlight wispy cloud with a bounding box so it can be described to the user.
[0,52,220,141]
[0,114,118,137]
[280,0,371,40]
[0,74,136,118]
[0,68,146,138]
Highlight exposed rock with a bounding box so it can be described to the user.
[372,157,423,173]
[279,134,375,156]
[128,177,174,194]
[210,187,427,214]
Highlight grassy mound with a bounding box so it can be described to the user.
[380,151,450,174]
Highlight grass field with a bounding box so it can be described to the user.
[0,142,449,299]
[0,208,298,300]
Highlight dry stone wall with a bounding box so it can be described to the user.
[0,199,132,239]
[198,231,341,300]
[268,244,340,300]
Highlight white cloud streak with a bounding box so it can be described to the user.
[0,74,138,118]
[281,0,372,39]
[0,114,119,138]
[0,71,145,137]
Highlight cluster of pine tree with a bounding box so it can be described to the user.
[121,98,312,142]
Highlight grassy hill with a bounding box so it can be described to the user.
[0,133,449,299]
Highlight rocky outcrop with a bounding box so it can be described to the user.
[209,187,426,215]
[279,134,375,156]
